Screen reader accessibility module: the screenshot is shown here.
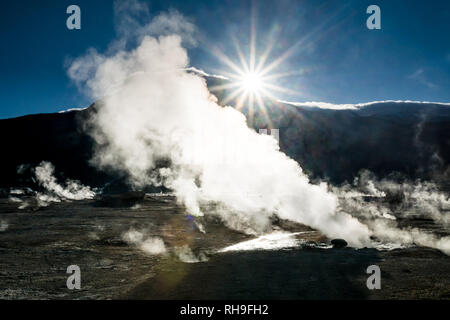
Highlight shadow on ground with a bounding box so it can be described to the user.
[124,247,382,299]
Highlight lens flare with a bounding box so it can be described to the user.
[207,18,300,127]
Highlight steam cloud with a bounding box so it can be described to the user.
[0,220,8,232]
[173,245,209,263]
[334,170,450,253]
[33,161,95,206]
[122,229,167,255]
[68,4,370,247]
[67,1,449,253]
[10,162,96,209]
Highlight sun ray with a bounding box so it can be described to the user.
[255,93,273,129]
[209,82,241,92]
[255,24,279,73]
[211,47,246,76]
[247,91,255,127]
[259,4,349,77]
[262,70,303,81]
[205,11,309,127]
[222,86,246,106]
[231,36,250,74]
[235,90,249,111]
[249,5,257,72]
[261,82,298,95]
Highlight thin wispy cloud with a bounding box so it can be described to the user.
[408,68,438,89]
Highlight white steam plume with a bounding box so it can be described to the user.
[0,220,8,232]
[67,3,450,254]
[34,161,95,204]
[67,6,370,246]
[173,245,208,263]
[122,229,167,255]
[334,170,450,254]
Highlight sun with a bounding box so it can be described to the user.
[204,8,306,128]
[240,72,263,93]
[207,30,298,127]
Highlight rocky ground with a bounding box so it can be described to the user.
[0,195,448,300]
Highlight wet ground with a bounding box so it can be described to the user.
[0,195,449,299]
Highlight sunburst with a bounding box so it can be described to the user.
[207,20,298,127]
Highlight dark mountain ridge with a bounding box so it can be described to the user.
[1,94,449,191]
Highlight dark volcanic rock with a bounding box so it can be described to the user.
[0,196,449,299]
[95,191,146,207]
[331,239,348,248]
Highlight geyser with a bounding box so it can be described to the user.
[68,16,371,246]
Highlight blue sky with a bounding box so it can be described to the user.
[1,0,449,119]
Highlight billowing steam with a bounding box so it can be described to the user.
[121,228,208,262]
[173,245,209,263]
[10,161,95,208]
[68,8,370,247]
[334,170,450,253]
[34,161,96,202]
[67,1,449,253]
[0,220,8,232]
[122,229,167,255]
